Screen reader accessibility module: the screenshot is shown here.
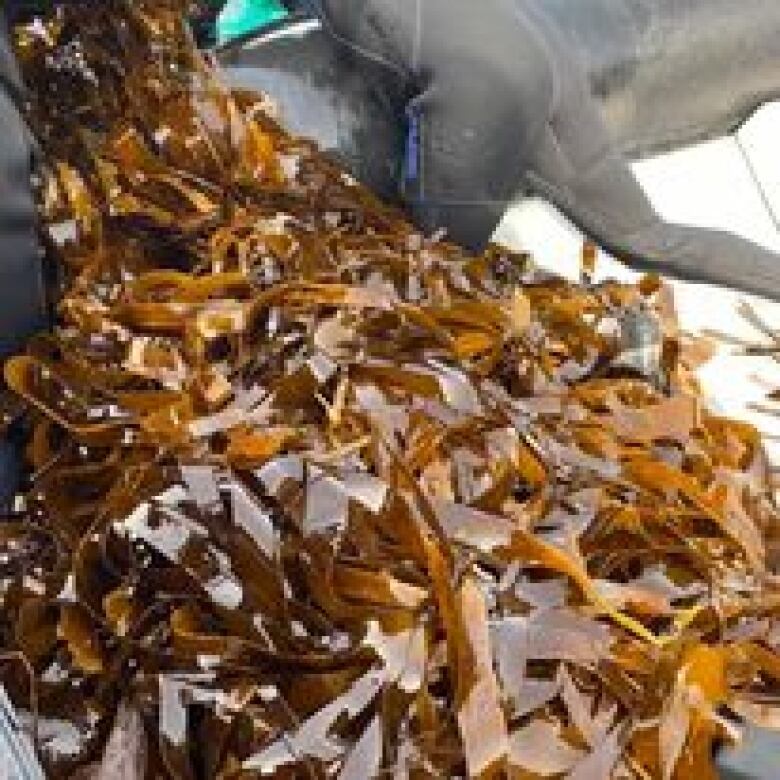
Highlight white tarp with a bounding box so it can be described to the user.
[494,102,780,466]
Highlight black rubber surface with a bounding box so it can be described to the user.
[314,0,780,297]
[0,11,46,511]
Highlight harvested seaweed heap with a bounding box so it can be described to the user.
[3,2,780,777]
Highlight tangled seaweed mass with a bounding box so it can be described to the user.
[3,2,780,777]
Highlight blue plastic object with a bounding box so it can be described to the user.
[217,0,288,45]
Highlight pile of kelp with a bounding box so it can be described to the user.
[2,2,780,777]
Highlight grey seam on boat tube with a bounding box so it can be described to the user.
[735,132,780,234]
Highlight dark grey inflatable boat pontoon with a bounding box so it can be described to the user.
[221,0,780,299]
